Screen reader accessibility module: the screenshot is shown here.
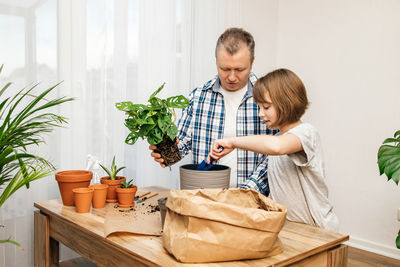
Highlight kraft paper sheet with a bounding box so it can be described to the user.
[104,190,169,237]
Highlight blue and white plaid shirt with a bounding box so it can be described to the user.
[177,73,277,195]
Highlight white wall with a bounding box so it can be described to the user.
[276,0,400,258]
[190,0,278,88]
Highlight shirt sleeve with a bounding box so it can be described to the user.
[287,124,317,167]
[176,89,195,156]
[238,154,270,196]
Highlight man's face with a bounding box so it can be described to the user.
[216,45,254,92]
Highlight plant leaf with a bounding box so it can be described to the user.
[157,114,171,133]
[99,163,112,177]
[382,137,400,145]
[0,238,23,250]
[377,132,400,184]
[397,230,400,249]
[125,132,139,145]
[148,83,165,100]
[166,125,178,141]
[166,95,190,108]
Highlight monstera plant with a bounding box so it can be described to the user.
[0,65,73,248]
[116,83,189,166]
[377,129,400,249]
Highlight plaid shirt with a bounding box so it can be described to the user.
[177,73,277,195]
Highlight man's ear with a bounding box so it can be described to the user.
[251,56,255,67]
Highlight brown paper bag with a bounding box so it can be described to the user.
[162,188,287,263]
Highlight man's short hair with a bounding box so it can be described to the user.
[253,68,309,127]
[215,28,255,61]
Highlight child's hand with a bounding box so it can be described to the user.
[207,138,234,163]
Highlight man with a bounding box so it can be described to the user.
[150,28,277,195]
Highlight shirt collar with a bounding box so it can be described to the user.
[204,72,258,97]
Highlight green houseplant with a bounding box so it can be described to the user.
[100,155,126,203]
[120,179,134,188]
[0,65,73,248]
[116,83,189,166]
[377,129,400,249]
[116,178,137,208]
[99,155,126,180]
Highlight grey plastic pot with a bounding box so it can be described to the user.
[179,164,230,190]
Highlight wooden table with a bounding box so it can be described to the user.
[34,186,349,267]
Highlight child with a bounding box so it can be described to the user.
[208,68,339,231]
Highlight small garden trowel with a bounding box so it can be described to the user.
[196,146,224,171]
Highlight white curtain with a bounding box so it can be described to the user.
[0,0,273,265]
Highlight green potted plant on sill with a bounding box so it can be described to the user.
[0,65,73,248]
[100,155,126,203]
[116,179,137,208]
[116,83,189,166]
[377,129,400,249]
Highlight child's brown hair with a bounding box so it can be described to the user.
[253,68,309,127]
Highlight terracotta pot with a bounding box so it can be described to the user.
[89,184,109,208]
[116,186,137,208]
[72,187,94,213]
[100,176,126,203]
[55,170,93,206]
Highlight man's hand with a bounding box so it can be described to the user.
[149,145,166,168]
[149,139,180,168]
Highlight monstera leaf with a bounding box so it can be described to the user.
[378,130,400,185]
[377,130,400,250]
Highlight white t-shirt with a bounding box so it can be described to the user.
[268,122,339,231]
[219,85,248,187]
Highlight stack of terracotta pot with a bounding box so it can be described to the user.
[56,170,137,212]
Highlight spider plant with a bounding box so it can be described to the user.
[0,65,74,248]
[377,129,400,249]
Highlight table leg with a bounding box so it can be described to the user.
[34,210,60,267]
[328,244,348,267]
[50,237,60,267]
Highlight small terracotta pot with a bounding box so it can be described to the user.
[89,184,109,208]
[55,170,93,206]
[100,176,126,203]
[72,187,94,213]
[116,186,137,208]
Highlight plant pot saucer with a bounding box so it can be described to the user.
[117,202,135,208]
[106,199,118,203]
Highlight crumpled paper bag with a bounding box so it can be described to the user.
[162,188,287,263]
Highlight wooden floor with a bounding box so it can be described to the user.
[60,246,400,267]
[348,246,400,267]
